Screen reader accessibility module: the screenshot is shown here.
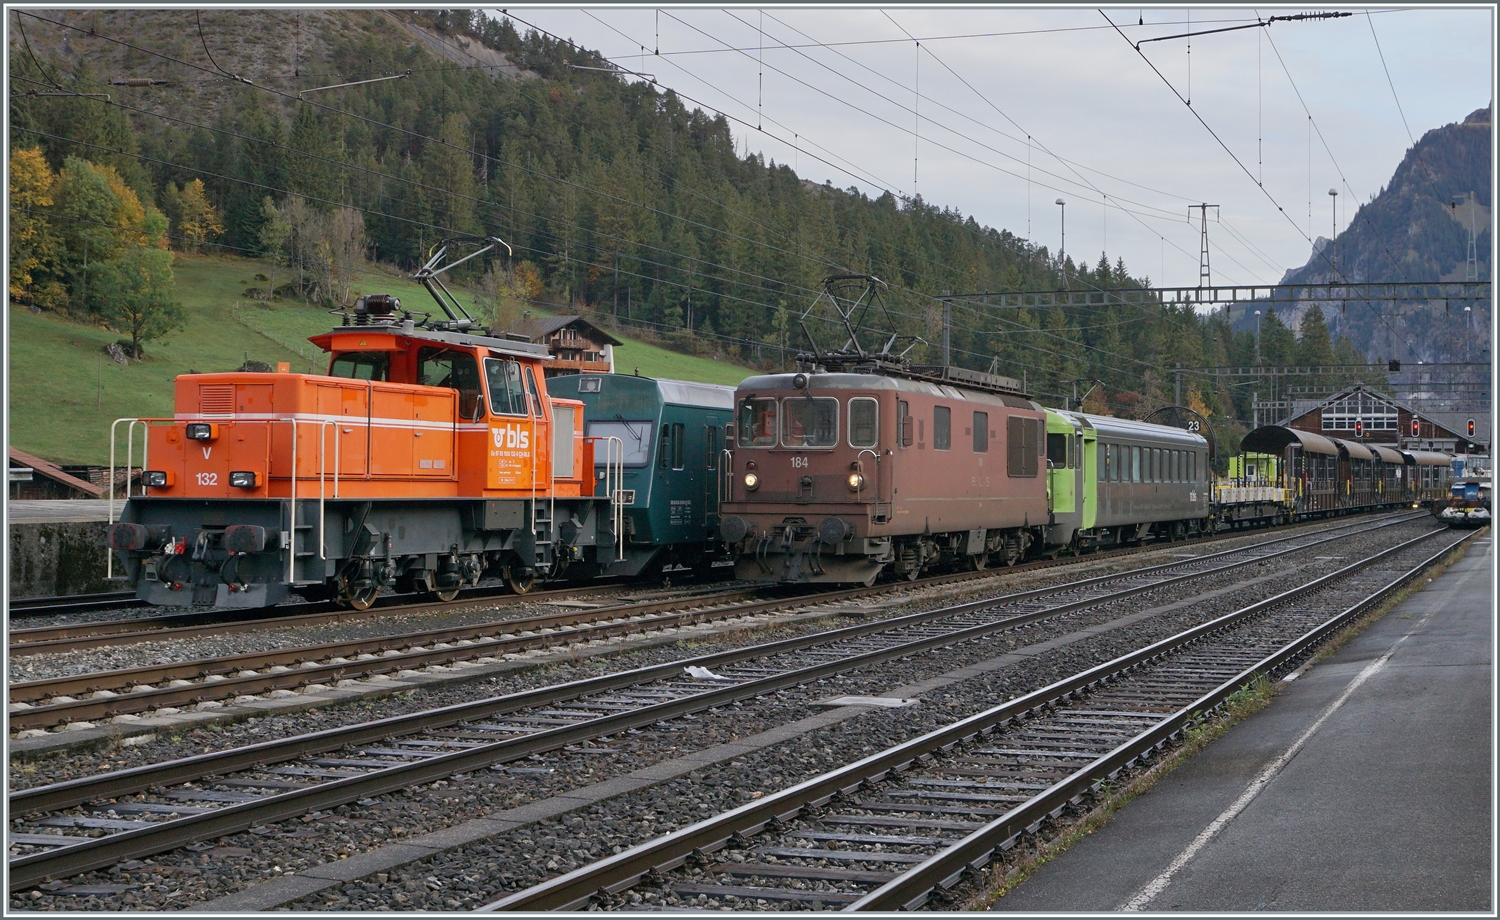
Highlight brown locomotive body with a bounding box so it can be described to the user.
[718,368,1048,585]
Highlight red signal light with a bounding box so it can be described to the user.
[1468,419,1475,437]
[1355,420,1364,438]
[1411,418,1420,437]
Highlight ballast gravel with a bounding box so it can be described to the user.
[8,518,1435,911]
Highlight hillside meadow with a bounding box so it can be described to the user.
[7,253,756,466]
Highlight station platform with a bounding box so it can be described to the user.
[7,499,115,524]
[994,532,1493,913]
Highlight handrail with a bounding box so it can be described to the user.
[718,448,734,506]
[107,418,152,579]
[287,418,298,585]
[855,447,879,505]
[318,419,340,562]
[584,435,625,562]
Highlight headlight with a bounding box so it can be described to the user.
[143,470,171,488]
[744,471,760,490]
[185,423,219,440]
[229,471,259,488]
[847,472,865,491]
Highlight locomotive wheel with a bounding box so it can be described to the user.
[505,567,538,595]
[432,586,461,602]
[969,553,988,571]
[338,578,380,611]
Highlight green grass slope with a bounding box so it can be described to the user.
[8,253,757,465]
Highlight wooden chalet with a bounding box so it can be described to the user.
[508,315,622,378]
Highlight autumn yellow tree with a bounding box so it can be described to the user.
[8,147,64,307]
[170,179,224,252]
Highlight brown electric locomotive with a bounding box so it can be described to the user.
[718,361,1049,585]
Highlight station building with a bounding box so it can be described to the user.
[1279,383,1488,455]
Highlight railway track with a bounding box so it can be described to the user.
[482,526,1476,911]
[6,510,1391,652]
[6,576,731,653]
[8,514,1422,729]
[5,514,1429,891]
[7,592,146,618]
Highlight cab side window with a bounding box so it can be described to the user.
[933,406,952,451]
[419,347,481,417]
[1047,432,1068,469]
[329,352,390,381]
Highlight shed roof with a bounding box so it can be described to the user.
[8,448,103,497]
[509,315,624,347]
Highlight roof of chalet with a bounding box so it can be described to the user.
[508,315,624,347]
[8,447,104,497]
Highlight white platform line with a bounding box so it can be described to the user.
[1120,562,1467,911]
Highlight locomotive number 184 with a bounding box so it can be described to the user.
[791,456,810,469]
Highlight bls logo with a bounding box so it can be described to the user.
[492,425,530,450]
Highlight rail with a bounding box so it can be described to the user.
[5,514,1425,888]
[479,525,1471,911]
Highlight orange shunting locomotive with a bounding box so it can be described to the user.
[106,240,622,609]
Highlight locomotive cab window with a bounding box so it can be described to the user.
[524,366,544,417]
[586,420,654,467]
[1046,432,1068,469]
[485,358,529,416]
[848,398,879,449]
[738,398,778,447]
[420,347,482,418]
[782,396,838,448]
[329,351,390,381]
[898,400,913,448]
[972,411,988,453]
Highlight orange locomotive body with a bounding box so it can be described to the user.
[107,295,619,609]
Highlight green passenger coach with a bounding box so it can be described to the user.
[549,373,736,578]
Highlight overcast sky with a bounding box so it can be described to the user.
[498,6,1494,294]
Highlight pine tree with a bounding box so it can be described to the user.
[287,103,341,209]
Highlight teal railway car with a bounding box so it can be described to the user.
[549,373,735,578]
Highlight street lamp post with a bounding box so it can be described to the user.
[1055,198,1066,265]
[1465,305,1472,363]
[1328,188,1339,278]
[1254,308,1263,365]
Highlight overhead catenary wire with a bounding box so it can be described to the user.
[20,11,1254,390]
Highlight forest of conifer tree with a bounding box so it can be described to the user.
[8,8,1385,459]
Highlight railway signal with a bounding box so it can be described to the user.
[1354,420,1364,439]
[1412,418,1420,437]
[1468,418,1475,437]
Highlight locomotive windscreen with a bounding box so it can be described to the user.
[738,398,778,447]
[782,397,838,448]
[586,420,655,467]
